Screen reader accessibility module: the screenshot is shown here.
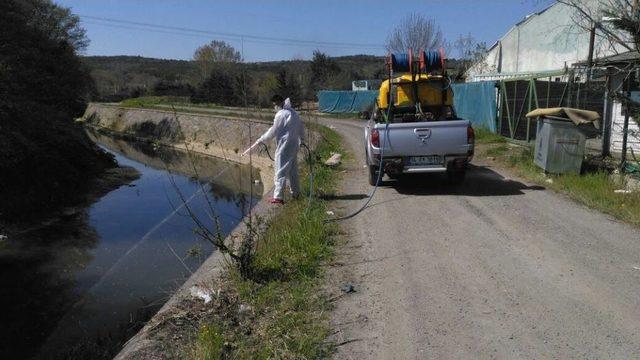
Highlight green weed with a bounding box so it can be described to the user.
[191,124,344,359]
[192,324,225,360]
[485,144,509,157]
[475,128,507,144]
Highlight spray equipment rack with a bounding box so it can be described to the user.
[381,48,449,119]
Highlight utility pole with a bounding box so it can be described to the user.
[621,75,631,169]
[602,67,612,158]
[586,22,596,70]
[620,0,638,167]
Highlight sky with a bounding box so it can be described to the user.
[55,0,554,62]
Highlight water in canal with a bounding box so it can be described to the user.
[0,132,262,359]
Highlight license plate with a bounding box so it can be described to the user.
[408,155,443,166]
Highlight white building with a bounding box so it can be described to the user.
[467,1,624,81]
[467,0,639,156]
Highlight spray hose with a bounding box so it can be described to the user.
[325,109,391,223]
[300,143,315,213]
[259,142,275,161]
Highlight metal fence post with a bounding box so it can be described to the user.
[501,81,513,138]
[567,71,574,108]
[496,83,502,134]
[602,67,613,157]
[547,76,551,108]
[527,79,533,142]
[512,81,518,138]
[621,76,631,168]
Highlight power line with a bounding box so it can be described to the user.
[83,21,215,40]
[81,15,385,50]
[83,20,372,50]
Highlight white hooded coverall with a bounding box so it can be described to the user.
[257,98,305,200]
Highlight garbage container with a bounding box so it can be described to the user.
[534,116,586,174]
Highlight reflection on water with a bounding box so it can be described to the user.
[0,132,261,359]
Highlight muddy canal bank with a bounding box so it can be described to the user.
[0,131,262,359]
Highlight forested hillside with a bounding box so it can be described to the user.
[83,53,462,105]
[82,54,387,103]
[82,56,201,102]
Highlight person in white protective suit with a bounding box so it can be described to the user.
[241,95,305,204]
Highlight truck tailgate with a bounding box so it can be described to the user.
[374,120,470,157]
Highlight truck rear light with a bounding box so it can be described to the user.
[467,126,475,144]
[371,129,380,147]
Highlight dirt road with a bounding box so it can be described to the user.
[323,118,640,359]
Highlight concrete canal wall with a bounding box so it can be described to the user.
[82,103,278,194]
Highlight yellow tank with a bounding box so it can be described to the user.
[377,74,453,109]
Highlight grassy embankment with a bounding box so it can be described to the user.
[189,123,344,359]
[118,96,276,121]
[120,96,214,108]
[119,96,361,120]
[475,128,640,227]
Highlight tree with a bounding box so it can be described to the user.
[386,13,444,53]
[25,0,89,52]
[453,33,488,80]
[275,68,302,107]
[191,67,237,105]
[557,0,638,54]
[0,0,114,220]
[193,40,241,79]
[152,80,194,97]
[1,0,95,119]
[255,72,279,107]
[309,50,341,91]
[454,33,475,63]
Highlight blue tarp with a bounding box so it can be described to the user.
[318,90,378,113]
[451,81,498,133]
[318,84,498,132]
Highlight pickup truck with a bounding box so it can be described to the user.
[364,74,474,185]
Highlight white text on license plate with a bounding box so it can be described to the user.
[408,156,442,166]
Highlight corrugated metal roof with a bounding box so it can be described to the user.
[574,51,640,66]
[594,51,640,65]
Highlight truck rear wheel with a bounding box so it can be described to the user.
[368,165,380,186]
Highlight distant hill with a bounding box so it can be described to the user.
[82,56,200,101]
[82,55,463,102]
